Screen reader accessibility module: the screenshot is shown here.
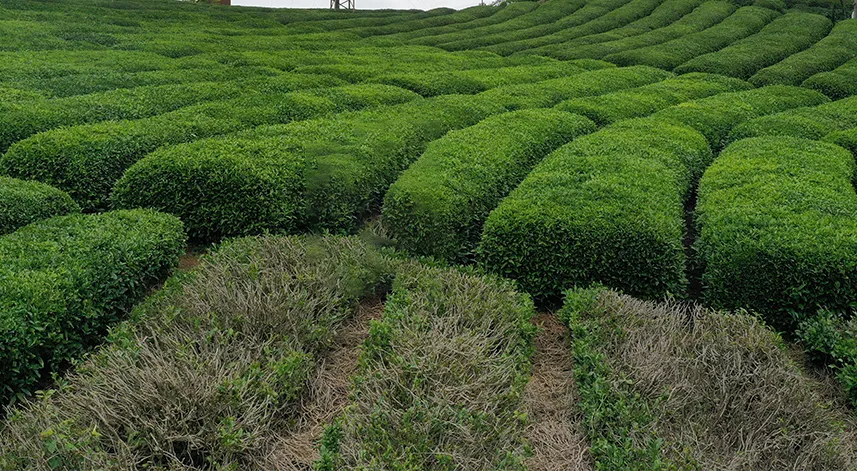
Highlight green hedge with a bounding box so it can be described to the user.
[556,72,751,126]
[0,235,392,468]
[112,68,667,242]
[824,127,857,155]
[318,264,535,470]
[0,177,79,235]
[509,0,709,57]
[433,0,591,51]
[803,57,857,100]
[480,0,667,56]
[112,95,504,241]
[674,12,832,79]
[798,312,857,408]
[727,96,857,143]
[479,65,672,110]
[399,2,537,42]
[651,85,829,150]
[478,118,710,302]
[0,71,345,153]
[749,19,857,87]
[0,81,241,153]
[541,1,736,61]
[383,109,596,262]
[368,59,610,97]
[696,136,857,330]
[1,84,418,212]
[0,209,185,403]
[604,6,779,70]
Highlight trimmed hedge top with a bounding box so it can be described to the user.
[696,136,857,329]
[674,12,832,80]
[478,118,711,301]
[0,177,79,235]
[383,109,596,262]
[0,209,185,403]
[651,85,830,150]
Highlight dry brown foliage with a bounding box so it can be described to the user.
[595,291,857,471]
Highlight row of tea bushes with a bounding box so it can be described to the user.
[0,177,79,235]
[674,12,832,79]
[368,59,610,97]
[407,1,539,46]
[696,136,857,331]
[382,73,748,264]
[395,1,538,43]
[749,19,857,87]
[318,264,536,470]
[650,84,828,150]
[112,66,670,242]
[0,209,185,404]
[507,0,708,57]
[537,0,737,61]
[556,72,751,125]
[561,287,857,470]
[0,235,392,469]
[481,0,668,56]
[0,78,321,153]
[112,95,505,242]
[478,86,829,301]
[803,56,857,100]
[383,110,596,263]
[604,6,779,70]
[1,83,419,212]
[479,118,708,301]
[727,96,857,143]
[433,0,591,51]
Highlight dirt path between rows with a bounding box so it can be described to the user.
[263,298,384,470]
[523,313,593,471]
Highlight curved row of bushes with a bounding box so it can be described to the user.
[407,2,539,46]
[0,74,345,153]
[434,0,592,51]
[6,64,281,99]
[478,64,672,110]
[112,66,670,242]
[319,264,536,470]
[510,0,708,57]
[696,136,857,331]
[478,118,708,302]
[479,86,829,302]
[803,56,857,100]
[1,83,419,212]
[0,209,185,404]
[674,12,832,79]
[112,95,504,242]
[397,1,538,43]
[604,6,779,70]
[0,177,79,235]
[556,72,751,125]
[537,0,736,61]
[651,84,829,150]
[480,0,669,56]
[383,109,596,263]
[368,59,610,97]
[749,19,857,87]
[825,127,857,155]
[727,96,857,143]
[0,235,392,469]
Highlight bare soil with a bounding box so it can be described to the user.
[523,313,592,471]
[263,298,384,470]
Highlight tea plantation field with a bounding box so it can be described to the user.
[3,0,857,468]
